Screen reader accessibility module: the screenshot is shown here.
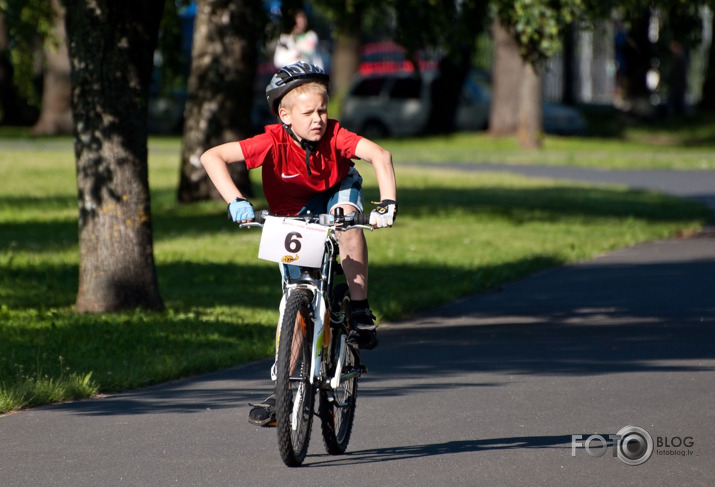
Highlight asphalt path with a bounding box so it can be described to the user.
[2,165,714,486]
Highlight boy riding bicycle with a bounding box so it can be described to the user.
[200,62,397,426]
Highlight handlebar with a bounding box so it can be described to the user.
[240,209,372,230]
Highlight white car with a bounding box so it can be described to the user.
[340,72,586,138]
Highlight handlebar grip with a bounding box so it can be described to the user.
[349,212,371,226]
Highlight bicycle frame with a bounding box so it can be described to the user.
[278,227,344,389]
[242,210,369,465]
[243,211,370,392]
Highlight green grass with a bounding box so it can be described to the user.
[380,110,715,170]
[0,126,712,413]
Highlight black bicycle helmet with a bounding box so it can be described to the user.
[266,62,330,115]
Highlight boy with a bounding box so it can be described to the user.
[200,62,397,425]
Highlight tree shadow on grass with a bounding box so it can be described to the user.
[0,255,564,314]
[3,180,708,311]
[1,181,710,255]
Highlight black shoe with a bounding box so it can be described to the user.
[248,394,276,427]
[347,308,378,350]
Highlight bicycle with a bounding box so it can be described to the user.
[242,208,371,467]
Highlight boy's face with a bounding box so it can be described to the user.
[279,91,328,143]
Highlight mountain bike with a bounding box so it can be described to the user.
[242,209,370,467]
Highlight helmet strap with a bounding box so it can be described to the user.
[282,123,317,176]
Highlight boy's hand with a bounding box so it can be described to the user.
[369,200,398,228]
[227,198,255,223]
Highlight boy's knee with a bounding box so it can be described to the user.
[337,227,366,251]
[341,227,364,240]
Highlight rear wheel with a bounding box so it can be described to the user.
[320,284,359,454]
[276,289,315,467]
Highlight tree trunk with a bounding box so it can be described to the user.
[618,12,652,113]
[425,0,485,135]
[489,19,523,136]
[330,30,361,98]
[427,57,469,135]
[700,13,715,111]
[0,14,6,52]
[561,22,576,106]
[177,0,262,203]
[65,0,164,312]
[517,62,543,149]
[32,0,72,135]
[325,1,364,98]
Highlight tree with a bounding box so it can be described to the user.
[65,0,165,312]
[582,0,710,114]
[0,0,53,124]
[490,0,583,148]
[489,19,524,136]
[32,0,72,135]
[313,0,377,98]
[177,0,264,203]
[277,1,490,132]
[702,6,715,111]
[658,0,709,115]
[392,0,489,134]
[0,0,72,133]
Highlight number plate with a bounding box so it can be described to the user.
[258,216,328,268]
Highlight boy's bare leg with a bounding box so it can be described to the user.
[337,224,378,349]
[335,227,368,301]
[340,230,367,300]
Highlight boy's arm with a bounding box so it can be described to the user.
[354,138,396,202]
[200,142,248,204]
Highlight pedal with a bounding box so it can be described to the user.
[324,390,336,404]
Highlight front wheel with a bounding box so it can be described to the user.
[276,289,315,467]
[320,284,359,454]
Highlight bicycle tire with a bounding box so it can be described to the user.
[276,289,315,467]
[319,283,359,455]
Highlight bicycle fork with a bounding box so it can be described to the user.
[275,285,329,386]
[277,285,365,412]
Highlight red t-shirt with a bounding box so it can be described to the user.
[239,120,362,215]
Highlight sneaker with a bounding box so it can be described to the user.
[347,308,378,350]
[248,394,276,427]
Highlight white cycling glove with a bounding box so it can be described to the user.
[369,199,398,228]
[227,198,255,222]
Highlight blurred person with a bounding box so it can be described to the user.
[273,8,323,69]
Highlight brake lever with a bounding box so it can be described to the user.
[335,224,373,232]
[239,222,264,229]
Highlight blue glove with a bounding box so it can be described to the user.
[227,198,255,222]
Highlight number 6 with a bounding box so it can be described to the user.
[285,232,302,253]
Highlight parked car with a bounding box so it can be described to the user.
[340,71,586,138]
[358,41,438,75]
[340,72,490,138]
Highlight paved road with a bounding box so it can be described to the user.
[2,166,714,486]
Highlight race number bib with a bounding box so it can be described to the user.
[258,216,328,268]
